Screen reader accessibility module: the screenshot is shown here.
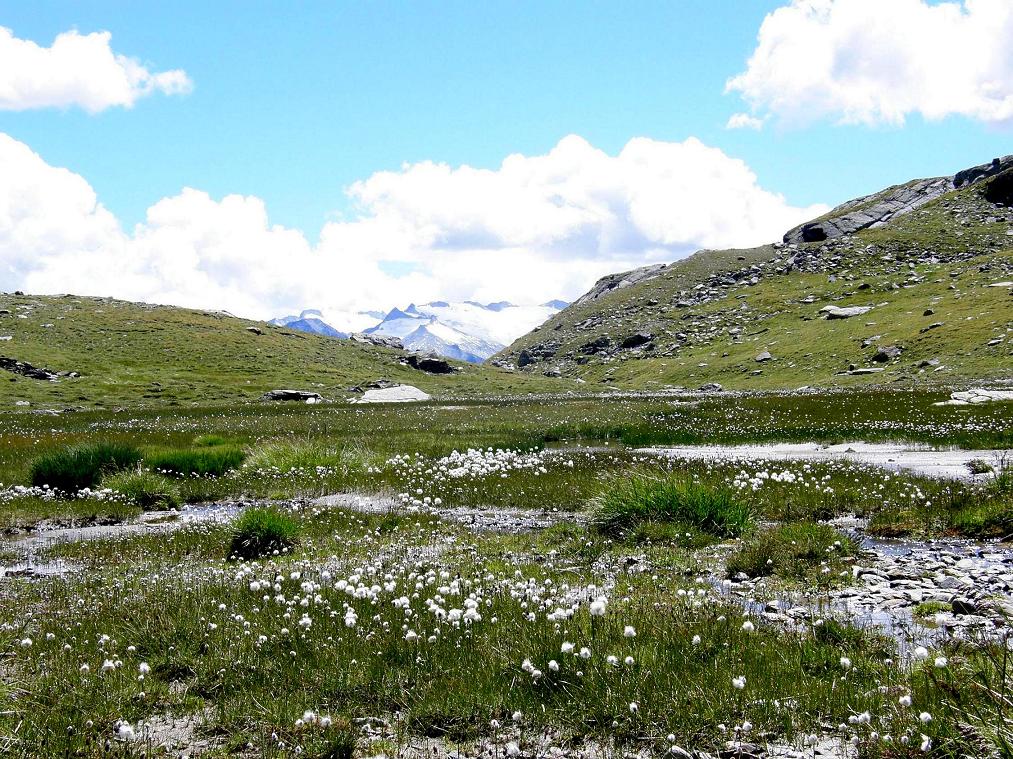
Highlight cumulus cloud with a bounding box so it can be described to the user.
[0,27,191,112]
[0,132,825,319]
[726,113,765,131]
[727,0,1013,127]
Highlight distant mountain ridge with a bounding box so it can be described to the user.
[272,300,566,363]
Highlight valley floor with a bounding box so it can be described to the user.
[0,390,1011,758]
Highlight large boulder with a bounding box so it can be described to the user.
[350,332,404,350]
[407,354,456,374]
[821,305,873,320]
[620,332,653,350]
[262,389,323,402]
[872,345,903,362]
[352,384,431,404]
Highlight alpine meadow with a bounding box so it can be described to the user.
[0,3,1012,759]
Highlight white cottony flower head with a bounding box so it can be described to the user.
[732,675,746,690]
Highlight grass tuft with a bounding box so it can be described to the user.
[228,507,300,559]
[146,447,246,476]
[102,469,181,510]
[29,442,142,493]
[591,471,752,539]
[726,522,858,580]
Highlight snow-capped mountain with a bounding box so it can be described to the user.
[363,301,564,362]
[270,309,384,338]
[270,301,565,362]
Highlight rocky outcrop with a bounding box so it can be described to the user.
[573,264,669,306]
[953,155,1013,188]
[0,356,62,381]
[406,354,456,374]
[350,332,404,350]
[785,155,1013,245]
[938,388,1013,405]
[784,177,952,244]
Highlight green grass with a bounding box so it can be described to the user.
[146,446,246,476]
[102,469,181,510]
[495,170,1013,392]
[725,522,858,581]
[1,508,990,758]
[0,294,557,411]
[591,471,753,540]
[28,441,142,493]
[868,468,1012,539]
[228,506,301,559]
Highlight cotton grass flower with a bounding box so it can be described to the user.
[732,675,746,690]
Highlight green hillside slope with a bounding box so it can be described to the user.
[0,295,555,409]
[494,158,1013,390]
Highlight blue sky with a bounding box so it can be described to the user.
[0,0,1009,319]
[2,0,1005,235]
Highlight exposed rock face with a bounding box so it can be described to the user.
[573,264,668,306]
[262,389,323,402]
[953,155,1013,188]
[0,356,61,381]
[784,155,1012,245]
[406,354,455,374]
[821,305,873,320]
[784,177,952,244]
[349,332,404,350]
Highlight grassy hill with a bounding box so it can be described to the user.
[494,159,1013,390]
[0,295,557,409]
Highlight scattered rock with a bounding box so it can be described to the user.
[698,382,723,392]
[755,351,773,362]
[246,326,263,335]
[920,322,944,333]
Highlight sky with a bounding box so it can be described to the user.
[0,0,1010,322]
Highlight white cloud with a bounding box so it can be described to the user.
[726,113,765,131]
[0,27,191,112]
[727,0,1013,127]
[0,132,825,320]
